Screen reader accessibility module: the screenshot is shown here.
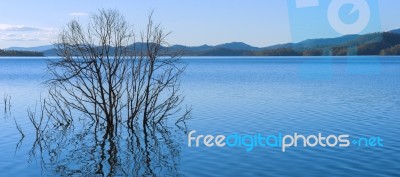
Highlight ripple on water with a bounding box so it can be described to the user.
[1,57,400,176]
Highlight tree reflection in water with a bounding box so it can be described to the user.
[27,104,189,176]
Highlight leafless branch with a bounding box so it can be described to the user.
[46,9,190,130]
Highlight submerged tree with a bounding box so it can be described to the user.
[20,9,190,176]
[46,9,189,128]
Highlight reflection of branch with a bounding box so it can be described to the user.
[2,94,4,110]
[27,104,189,176]
[3,93,11,118]
[126,118,188,176]
[27,98,51,171]
[14,116,24,138]
[14,117,24,154]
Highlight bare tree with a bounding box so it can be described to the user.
[46,9,189,129]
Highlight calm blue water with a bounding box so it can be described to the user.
[0,56,399,176]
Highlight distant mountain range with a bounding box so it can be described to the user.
[6,45,55,52]
[4,28,400,56]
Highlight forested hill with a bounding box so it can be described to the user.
[254,32,400,56]
[5,28,400,56]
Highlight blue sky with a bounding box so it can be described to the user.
[0,0,399,49]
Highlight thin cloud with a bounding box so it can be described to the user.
[0,24,58,43]
[0,24,44,31]
[69,12,89,17]
[0,33,41,41]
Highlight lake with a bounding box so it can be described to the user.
[0,56,399,176]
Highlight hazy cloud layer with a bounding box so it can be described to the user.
[69,12,89,16]
[0,24,51,31]
[0,24,57,42]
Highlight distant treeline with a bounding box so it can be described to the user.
[168,31,400,56]
[0,49,43,56]
[253,32,400,56]
[4,30,400,57]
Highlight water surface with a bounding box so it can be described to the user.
[0,56,399,176]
